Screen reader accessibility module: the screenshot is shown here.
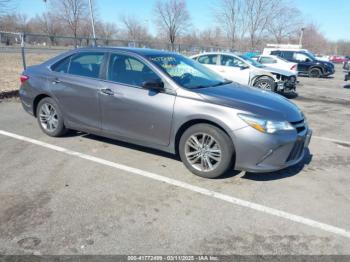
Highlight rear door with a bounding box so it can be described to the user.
[49,52,106,132]
[217,55,250,85]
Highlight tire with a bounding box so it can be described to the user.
[309,68,322,78]
[179,124,234,178]
[36,97,67,137]
[253,77,276,92]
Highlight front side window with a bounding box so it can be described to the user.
[107,54,160,87]
[197,55,218,65]
[293,52,312,62]
[147,54,228,89]
[68,52,104,78]
[221,55,246,67]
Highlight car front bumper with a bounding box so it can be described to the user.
[324,67,335,76]
[345,73,350,81]
[231,125,312,173]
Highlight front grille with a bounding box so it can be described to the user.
[286,138,304,162]
[290,119,306,133]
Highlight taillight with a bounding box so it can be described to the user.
[291,65,297,71]
[20,75,29,84]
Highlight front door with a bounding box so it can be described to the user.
[99,53,175,146]
[218,55,250,85]
[293,52,314,73]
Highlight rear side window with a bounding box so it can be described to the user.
[197,55,218,65]
[51,56,71,73]
[107,53,160,87]
[259,56,277,64]
[270,51,280,56]
[68,52,104,78]
[281,51,294,60]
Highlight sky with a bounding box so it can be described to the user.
[9,0,350,41]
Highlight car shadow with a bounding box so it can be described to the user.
[80,133,180,161]
[283,92,298,99]
[241,148,313,181]
[343,84,350,89]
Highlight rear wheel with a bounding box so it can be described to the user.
[253,77,276,92]
[179,124,234,178]
[309,68,322,78]
[36,97,67,137]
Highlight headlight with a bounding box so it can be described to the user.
[238,114,295,134]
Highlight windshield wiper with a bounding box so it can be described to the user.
[191,80,232,89]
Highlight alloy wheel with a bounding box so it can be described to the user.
[257,81,272,90]
[185,133,222,172]
[39,103,59,132]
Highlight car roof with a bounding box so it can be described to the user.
[191,52,240,58]
[74,46,178,57]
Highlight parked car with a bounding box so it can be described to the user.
[191,52,297,93]
[329,55,349,64]
[267,49,335,78]
[19,47,312,178]
[345,72,350,81]
[254,55,298,73]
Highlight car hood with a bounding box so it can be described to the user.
[261,66,296,76]
[195,83,303,122]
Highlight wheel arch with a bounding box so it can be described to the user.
[251,74,276,86]
[174,118,236,158]
[33,93,51,117]
[309,66,323,74]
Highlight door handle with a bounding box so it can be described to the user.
[52,78,61,84]
[100,88,114,96]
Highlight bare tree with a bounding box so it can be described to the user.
[120,15,150,43]
[96,21,118,45]
[30,12,63,45]
[268,3,303,44]
[244,0,280,49]
[214,0,244,50]
[154,0,190,50]
[302,23,330,54]
[51,0,88,47]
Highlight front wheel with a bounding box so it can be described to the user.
[36,97,67,137]
[179,124,234,178]
[309,68,322,78]
[253,77,276,92]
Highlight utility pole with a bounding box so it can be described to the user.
[88,0,97,46]
[299,27,305,48]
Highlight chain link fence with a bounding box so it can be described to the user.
[0,31,232,94]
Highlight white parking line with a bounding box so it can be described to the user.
[314,136,350,146]
[1,129,350,239]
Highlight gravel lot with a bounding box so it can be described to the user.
[0,64,349,255]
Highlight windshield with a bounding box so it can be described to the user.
[240,55,265,68]
[147,54,230,89]
[305,51,316,60]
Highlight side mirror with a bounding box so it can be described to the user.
[142,79,164,91]
[240,65,249,70]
